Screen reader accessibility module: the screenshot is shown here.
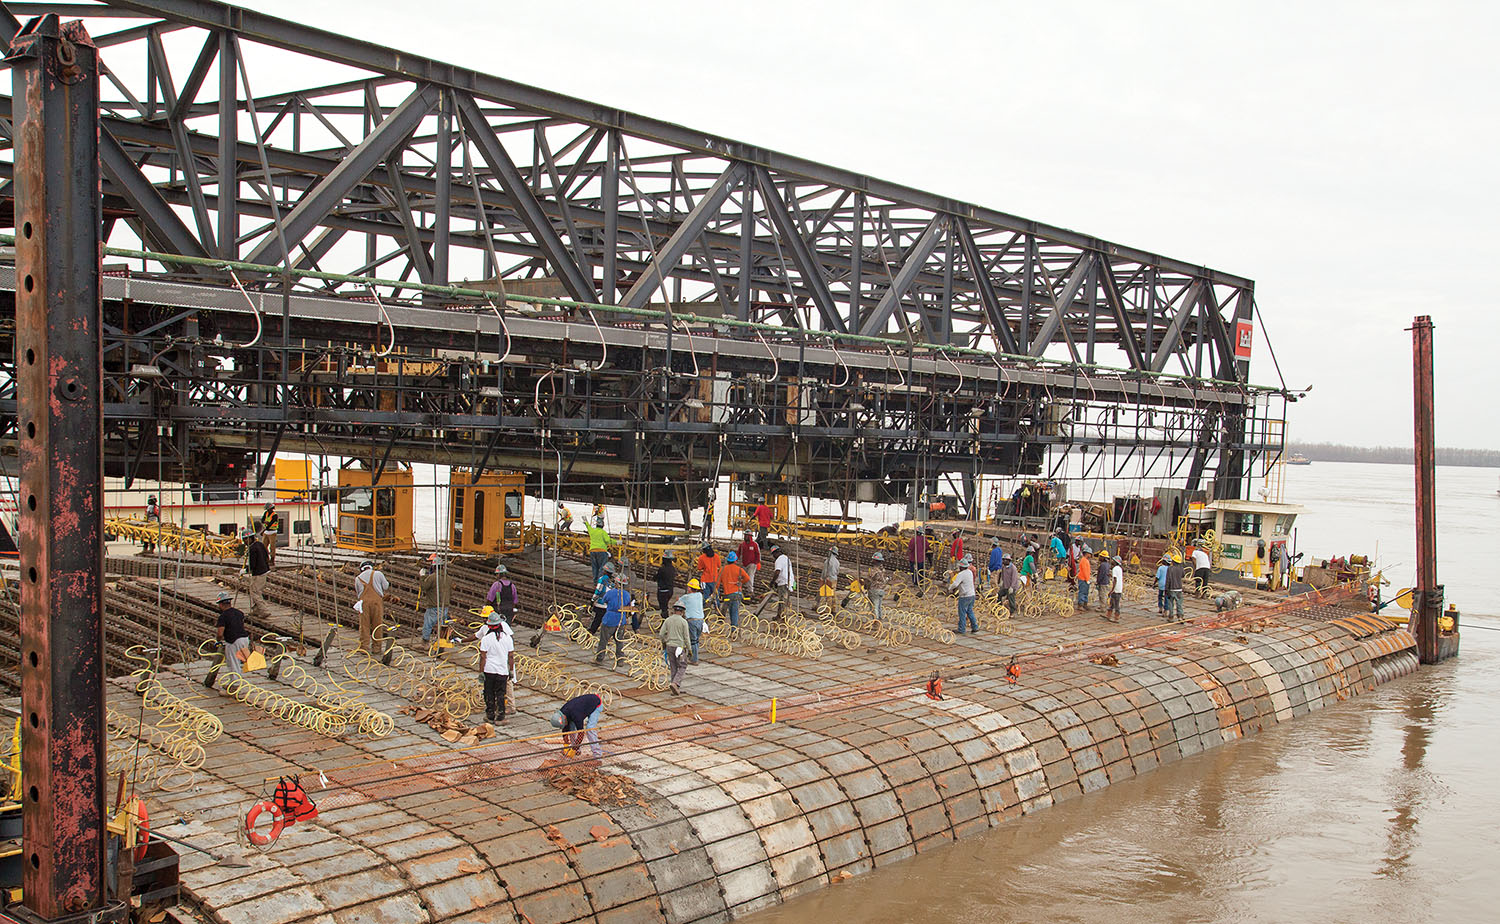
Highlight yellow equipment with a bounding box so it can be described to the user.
[448,470,525,554]
[335,464,414,552]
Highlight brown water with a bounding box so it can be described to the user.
[751,633,1498,924]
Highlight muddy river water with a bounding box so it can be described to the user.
[753,463,1499,923]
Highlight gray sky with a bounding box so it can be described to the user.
[255,0,1499,449]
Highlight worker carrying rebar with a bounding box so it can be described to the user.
[215,590,250,677]
[478,609,516,723]
[419,553,454,644]
[243,528,271,618]
[260,502,281,565]
[353,560,389,652]
[587,515,616,584]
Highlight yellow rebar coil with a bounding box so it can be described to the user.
[343,629,478,719]
[818,601,911,647]
[262,637,394,736]
[106,517,244,559]
[731,612,824,658]
[106,707,204,793]
[126,646,223,743]
[638,603,734,658]
[201,640,350,736]
[551,603,671,691]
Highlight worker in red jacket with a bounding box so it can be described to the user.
[754,501,774,545]
[737,532,762,597]
[908,530,928,586]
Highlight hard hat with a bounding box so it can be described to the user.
[872,552,884,561]
[603,562,616,574]
[360,560,373,570]
[216,591,233,603]
[264,502,274,509]
[726,552,737,563]
[486,612,504,626]
[672,599,686,609]
[688,579,702,591]
[479,605,494,616]
[662,550,676,560]
[702,544,713,553]
[495,564,508,575]
[148,495,157,502]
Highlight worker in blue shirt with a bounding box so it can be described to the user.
[986,538,1004,590]
[593,579,632,666]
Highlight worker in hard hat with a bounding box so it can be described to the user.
[1075,548,1093,612]
[949,555,978,635]
[558,505,574,533]
[660,599,692,695]
[678,579,706,662]
[215,590,251,676]
[696,544,721,604]
[1164,553,1185,621]
[587,516,616,585]
[593,571,632,667]
[551,693,604,758]
[353,560,389,652]
[418,553,453,644]
[589,562,615,634]
[142,494,161,554]
[242,528,271,618]
[260,501,281,565]
[867,551,890,621]
[478,609,516,723]
[718,552,750,631]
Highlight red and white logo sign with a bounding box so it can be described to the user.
[1234,320,1253,359]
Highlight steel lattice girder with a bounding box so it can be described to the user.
[0,0,1260,384]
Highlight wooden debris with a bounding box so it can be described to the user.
[589,824,611,843]
[538,758,647,807]
[1089,653,1119,667]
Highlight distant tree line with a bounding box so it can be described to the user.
[1287,442,1500,467]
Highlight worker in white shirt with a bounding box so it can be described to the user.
[478,611,516,723]
[756,544,794,620]
[1107,555,1125,623]
[949,556,978,635]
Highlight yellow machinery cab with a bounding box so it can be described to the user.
[335,464,415,552]
[449,470,525,554]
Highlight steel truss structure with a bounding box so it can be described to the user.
[0,0,1288,512]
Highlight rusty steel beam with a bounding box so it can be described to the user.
[1409,315,1441,663]
[8,13,125,923]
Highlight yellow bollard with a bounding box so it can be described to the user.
[769,698,777,724]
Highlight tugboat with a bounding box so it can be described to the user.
[1287,452,1312,465]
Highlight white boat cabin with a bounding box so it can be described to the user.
[1203,498,1303,575]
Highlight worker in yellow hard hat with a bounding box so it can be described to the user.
[680,579,706,662]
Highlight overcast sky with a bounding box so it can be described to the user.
[254,0,1498,449]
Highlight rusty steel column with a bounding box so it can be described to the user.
[7,14,122,923]
[1409,315,1441,664]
